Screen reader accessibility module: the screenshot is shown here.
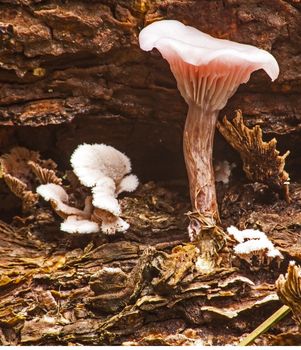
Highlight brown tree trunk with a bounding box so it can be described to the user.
[0,0,301,345]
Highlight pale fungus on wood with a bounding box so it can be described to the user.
[227,225,282,268]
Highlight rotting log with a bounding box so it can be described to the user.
[0,0,301,346]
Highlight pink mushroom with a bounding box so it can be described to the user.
[139,20,279,240]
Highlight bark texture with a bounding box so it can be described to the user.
[0,0,301,179]
[1,0,301,346]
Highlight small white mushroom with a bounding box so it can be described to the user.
[117,174,139,195]
[92,177,121,216]
[36,183,88,219]
[38,144,138,236]
[101,217,129,235]
[227,225,265,243]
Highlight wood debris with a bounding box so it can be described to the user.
[217,110,290,199]
[0,179,299,345]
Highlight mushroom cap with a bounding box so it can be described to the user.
[139,20,279,110]
[70,143,132,188]
[37,183,69,203]
[117,174,139,195]
[37,183,86,217]
[227,225,266,243]
[139,20,279,80]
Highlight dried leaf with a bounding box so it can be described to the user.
[123,329,204,346]
[276,261,301,326]
[21,315,63,343]
[217,110,290,193]
[150,244,199,293]
[186,211,227,272]
[201,293,279,320]
[0,147,40,181]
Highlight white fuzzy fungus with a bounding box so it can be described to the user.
[227,226,282,261]
[70,143,139,235]
[70,143,132,187]
[92,177,121,216]
[117,174,139,195]
[38,144,138,235]
[61,215,99,234]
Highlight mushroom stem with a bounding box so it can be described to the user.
[184,103,219,223]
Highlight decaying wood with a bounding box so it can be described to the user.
[217,111,290,196]
[1,168,301,345]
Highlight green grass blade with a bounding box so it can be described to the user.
[239,305,291,346]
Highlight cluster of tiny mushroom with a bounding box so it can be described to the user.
[37,144,139,235]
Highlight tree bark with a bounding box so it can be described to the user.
[0,0,300,178]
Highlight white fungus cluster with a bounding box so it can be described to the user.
[37,144,139,235]
[227,226,283,265]
[214,160,235,184]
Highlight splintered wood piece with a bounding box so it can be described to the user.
[27,161,62,185]
[276,261,301,326]
[3,173,39,212]
[217,110,290,195]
